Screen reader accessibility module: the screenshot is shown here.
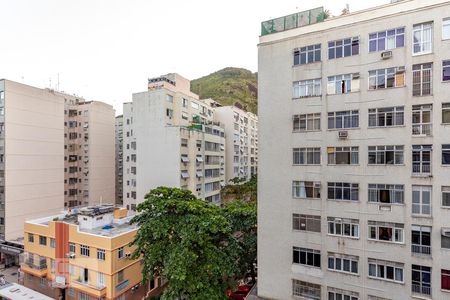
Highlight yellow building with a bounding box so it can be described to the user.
[19,205,162,300]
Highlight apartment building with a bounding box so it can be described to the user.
[64,99,115,208]
[19,205,163,300]
[115,115,123,205]
[258,1,450,299]
[122,74,226,209]
[0,80,115,268]
[215,106,258,182]
[0,80,65,266]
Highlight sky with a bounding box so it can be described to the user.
[0,0,387,114]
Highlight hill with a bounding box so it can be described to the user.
[191,67,257,114]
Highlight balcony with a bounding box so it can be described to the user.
[71,279,106,298]
[20,260,48,277]
[412,283,431,297]
[411,244,431,256]
[412,163,431,176]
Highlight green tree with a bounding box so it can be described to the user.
[222,200,257,282]
[130,187,239,300]
[221,176,257,203]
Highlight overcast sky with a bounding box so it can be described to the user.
[0,0,386,114]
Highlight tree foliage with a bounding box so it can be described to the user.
[221,176,257,203]
[130,187,256,300]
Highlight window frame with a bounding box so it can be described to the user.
[368,106,404,127]
[368,221,404,244]
[412,63,433,96]
[327,73,360,94]
[412,22,433,55]
[292,181,321,199]
[327,182,359,201]
[294,44,321,65]
[80,245,90,257]
[368,67,405,90]
[368,184,404,204]
[292,280,321,299]
[293,147,321,165]
[368,146,404,165]
[412,185,432,216]
[292,214,321,233]
[327,146,359,165]
[327,253,359,275]
[328,110,359,130]
[368,259,404,283]
[293,113,321,132]
[327,217,359,239]
[293,79,322,98]
[292,247,321,268]
[369,27,405,52]
[328,37,360,59]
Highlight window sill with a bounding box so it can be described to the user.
[327,91,360,96]
[327,199,359,203]
[327,164,360,166]
[367,164,405,167]
[327,128,360,131]
[293,197,321,200]
[368,202,404,206]
[411,174,433,178]
[292,96,322,100]
[411,214,433,219]
[368,125,406,129]
[367,239,405,246]
[412,94,433,98]
[412,51,433,57]
[293,164,321,166]
[293,130,321,133]
[328,269,359,276]
[327,234,359,240]
[367,85,406,92]
[292,61,322,68]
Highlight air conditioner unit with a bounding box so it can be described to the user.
[338,131,348,139]
[352,73,360,79]
[381,51,393,59]
[442,228,450,237]
[396,66,406,73]
[314,183,321,188]
[69,253,76,259]
[125,253,132,258]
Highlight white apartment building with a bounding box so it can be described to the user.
[0,80,115,266]
[64,99,115,208]
[122,74,226,209]
[115,115,123,205]
[215,106,258,182]
[258,1,450,299]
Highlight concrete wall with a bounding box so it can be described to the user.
[3,80,64,240]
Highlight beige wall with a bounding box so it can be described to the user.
[3,80,64,240]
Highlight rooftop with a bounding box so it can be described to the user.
[0,280,53,300]
[27,205,137,238]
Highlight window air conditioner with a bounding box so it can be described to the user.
[381,51,393,59]
[338,131,348,139]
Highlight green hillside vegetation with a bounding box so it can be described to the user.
[191,67,258,114]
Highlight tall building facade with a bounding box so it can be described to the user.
[0,80,65,262]
[122,74,226,209]
[115,115,124,205]
[64,99,115,208]
[20,205,163,299]
[215,106,258,182]
[258,1,450,299]
[0,80,115,267]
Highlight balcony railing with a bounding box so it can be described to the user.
[412,163,431,175]
[412,124,432,136]
[412,283,431,296]
[411,244,431,256]
[25,260,47,270]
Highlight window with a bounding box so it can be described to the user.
[368,106,404,127]
[292,280,320,299]
[294,44,321,65]
[442,269,450,291]
[412,265,431,296]
[39,236,47,246]
[191,102,199,110]
[293,148,320,165]
[50,238,55,248]
[442,230,450,249]
[97,249,105,261]
[443,103,450,124]
[368,67,405,90]
[67,288,75,297]
[412,63,432,96]
[293,113,320,132]
[328,288,359,300]
[413,22,433,54]
[411,225,431,255]
[327,147,359,165]
[98,272,105,287]
[292,214,321,232]
[368,184,404,204]
[327,217,359,238]
[412,185,432,216]
[69,243,75,253]
[368,259,404,283]
[412,104,432,136]
[368,146,404,165]
[443,145,450,165]
[328,37,359,59]
[79,292,89,300]
[327,182,359,201]
[292,247,321,268]
[40,277,46,286]
[444,18,450,39]
[327,73,360,94]
[368,221,404,243]
[443,186,450,207]
[293,79,321,98]
[28,233,34,243]
[292,181,321,199]
[369,27,405,52]
[182,98,188,108]
[118,270,125,282]
[0,91,4,100]
[443,60,450,81]
[166,108,173,118]
[118,247,124,259]
[328,253,359,275]
[412,145,432,175]
[181,112,189,120]
[80,245,90,257]
[328,110,359,129]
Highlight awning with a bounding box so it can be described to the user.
[196,171,203,178]
[196,156,203,163]
[181,171,189,179]
[181,156,189,163]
